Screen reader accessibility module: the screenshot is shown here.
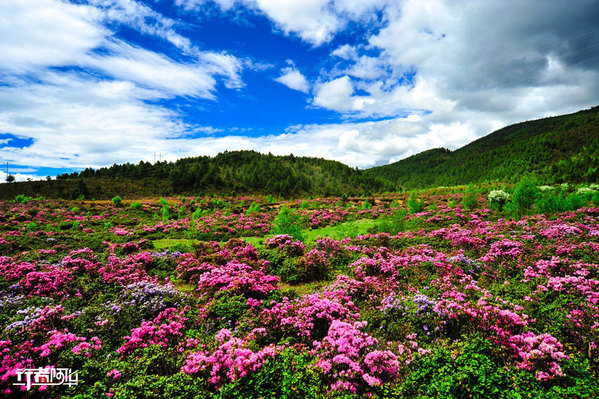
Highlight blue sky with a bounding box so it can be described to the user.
[1,0,599,181]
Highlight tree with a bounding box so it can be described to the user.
[5,175,15,183]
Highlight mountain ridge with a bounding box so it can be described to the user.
[366,106,599,188]
[2,106,598,199]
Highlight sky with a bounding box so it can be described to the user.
[1,0,599,181]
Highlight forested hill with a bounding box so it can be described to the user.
[367,106,599,188]
[0,151,395,200]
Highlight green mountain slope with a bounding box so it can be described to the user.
[0,150,394,200]
[367,106,599,188]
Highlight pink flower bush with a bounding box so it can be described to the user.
[509,332,568,381]
[35,329,101,358]
[181,328,277,387]
[260,290,360,341]
[314,320,399,392]
[19,265,73,297]
[196,260,279,299]
[117,308,187,355]
[264,234,306,256]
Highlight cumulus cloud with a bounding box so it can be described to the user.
[305,0,599,161]
[0,0,246,172]
[0,0,104,73]
[87,0,194,53]
[181,0,386,45]
[3,0,599,179]
[275,65,310,93]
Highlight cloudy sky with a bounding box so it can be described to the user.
[2,0,599,181]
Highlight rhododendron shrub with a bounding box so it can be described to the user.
[181,328,276,387]
[314,320,399,393]
[260,290,360,342]
[0,195,598,397]
[196,260,279,300]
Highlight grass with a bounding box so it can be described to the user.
[280,281,330,296]
[302,218,377,242]
[152,238,196,250]
[152,219,378,250]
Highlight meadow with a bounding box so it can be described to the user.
[1,182,598,398]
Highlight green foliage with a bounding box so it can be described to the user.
[215,347,324,399]
[407,192,424,214]
[461,184,479,209]
[399,334,511,398]
[563,193,585,211]
[20,150,393,200]
[266,194,276,203]
[378,207,408,234]
[246,201,260,215]
[509,177,540,217]
[112,196,122,206]
[159,197,169,206]
[368,106,599,189]
[161,206,172,221]
[177,205,186,219]
[271,206,303,241]
[12,194,33,204]
[130,201,143,210]
[192,208,211,220]
[207,292,248,330]
[488,190,510,211]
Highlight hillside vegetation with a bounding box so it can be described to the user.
[368,106,599,188]
[0,151,394,200]
[3,106,599,199]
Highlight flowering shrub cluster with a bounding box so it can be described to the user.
[0,193,598,397]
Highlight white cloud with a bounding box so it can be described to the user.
[0,0,247,174]
[313,76,354,111]
[3,0,599,180]
[275,66,310,93]
[183,0,387,45]
[145,115,478,169]
[87,0,194,53]
[306,0,599,159]
[0,0,104,73]
[313,76,378,113]
[331,44,357,60]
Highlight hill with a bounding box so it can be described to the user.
[367,106,599,188]
[0,150,395,200]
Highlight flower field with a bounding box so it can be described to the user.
[1,190,598,398]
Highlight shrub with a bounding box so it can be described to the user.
[112,196,122,206]
[12,194,33,204]
[488,190,510,211]
[246,201,260,216]
[130,201,143,210]
[461,184,479,209]
[280,249,330,284]
[535,191,565,215]
[161,206,172,221]
[509,177,539,217]
[407,192,424,214]
[563,193,585,211]
[378,208,407,234]
[271,206,303,241]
